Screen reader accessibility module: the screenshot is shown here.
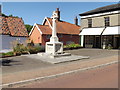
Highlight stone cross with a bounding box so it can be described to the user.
[50,11,59,42]
[45,10,63,55]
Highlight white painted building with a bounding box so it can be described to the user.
[79,3,120,49]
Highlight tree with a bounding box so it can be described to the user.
[2,13,7,17]
[9,14,19,18]
[9,14,13,17]
[1,13,19,18]
[25,24,33,34]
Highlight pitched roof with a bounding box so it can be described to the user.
[47,17,52,26]
[0,16,28,37]
[80,3,120,16]
[41,17,80,35]
[0,17,10,35]
[37,24,52,34]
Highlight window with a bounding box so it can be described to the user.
[104,17,110,26]
[88,19,92,28]
[46,35,51,39]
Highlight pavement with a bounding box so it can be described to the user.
[1,48,119,88]
[26,53,89,64]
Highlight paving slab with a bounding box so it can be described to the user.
[25,54,89,64]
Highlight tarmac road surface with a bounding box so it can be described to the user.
[21,63,118,88]
[2,49,118,74]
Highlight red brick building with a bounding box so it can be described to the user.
[29,8,80,46]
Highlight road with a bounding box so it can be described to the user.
[2,49,118,74]
[21,63,118,88]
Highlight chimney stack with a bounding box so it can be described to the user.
[55,8,60,21]
[74,16,78,25]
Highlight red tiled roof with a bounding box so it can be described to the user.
[0,16,28,37]
[37,17,80,35]
[37,24,52,35]
[56,20,80,35]
[0,17,10,35]
[47,17,52,26]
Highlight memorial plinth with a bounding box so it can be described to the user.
[36,9,89,63]
[46,42,63,55]
[38,10,71,58]
[45,11,67,56]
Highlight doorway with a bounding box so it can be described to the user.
[114,37,120,49]
[94,36,101,48]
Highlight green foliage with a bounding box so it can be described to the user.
[2,13,7,17]
[0,53,2,57]
[64,44,82,49]
[27,40,34,47]
[14,16,19,18]
[5,52,14,56]
[0,52,14,57]
[27,46,42,54]
[9,14,13,17]
[0,53,5,57]
[40,46,45,52]
[1,13,19,18]
[13,43,44,55]
[25,24,33,34]
[13,43,29,55]
[9,14,19,18]
[106,44,113,50]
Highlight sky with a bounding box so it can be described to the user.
[2,2,117,25]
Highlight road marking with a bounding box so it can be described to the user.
[1,61,118,88]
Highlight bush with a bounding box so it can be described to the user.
[5,52,14,56]
[13,43,29,55]
[0,53,2,57]
[0,53,6,57]
[106,44,113,50]
[64,44,82,50]
[40,45,45,52]
[28,46,42,54]
[27,40,34,47]
[13,42,45,55]
[0,51,14,57]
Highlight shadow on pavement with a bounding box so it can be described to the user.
[0,58,22,66]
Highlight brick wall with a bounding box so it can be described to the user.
[41,34,80,45]
[30,26,42,44]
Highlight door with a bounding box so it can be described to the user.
[95,36,101,48]
[114,37,120,49]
